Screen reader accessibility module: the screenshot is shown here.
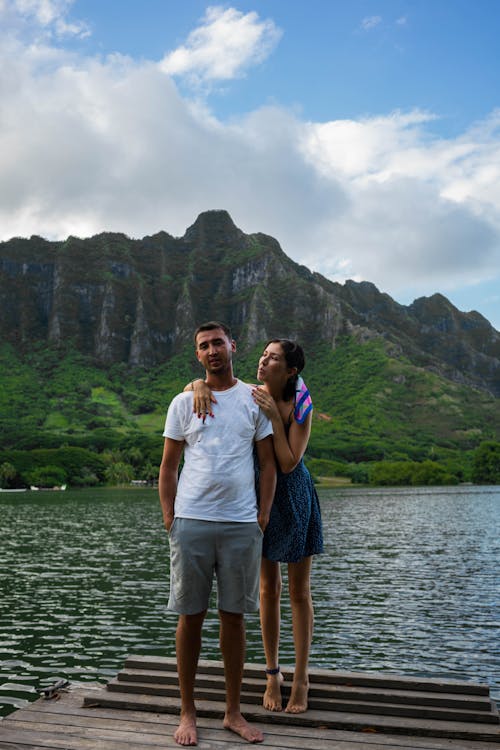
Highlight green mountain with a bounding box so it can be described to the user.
[1,210,500,488]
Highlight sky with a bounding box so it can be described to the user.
[1,1,500,329]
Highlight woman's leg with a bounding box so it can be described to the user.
[286,555,313,713]
[260,557,283,711]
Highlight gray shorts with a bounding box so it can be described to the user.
[167,518,263,615]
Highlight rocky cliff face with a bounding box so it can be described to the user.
[1,210,499,395]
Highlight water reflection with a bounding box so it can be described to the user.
[0,485,499,717]
[308,486,500,695]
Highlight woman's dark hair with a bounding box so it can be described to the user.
[265,339,305,402]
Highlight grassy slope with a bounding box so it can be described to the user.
[1,338,499,484]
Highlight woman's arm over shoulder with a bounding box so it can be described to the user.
[182,378,199,393]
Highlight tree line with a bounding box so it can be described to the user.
[1,441,499,490]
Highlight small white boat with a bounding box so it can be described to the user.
[30,485,67,491]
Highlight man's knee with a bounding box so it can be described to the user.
[219,609,244,627]
[178,610,207,631]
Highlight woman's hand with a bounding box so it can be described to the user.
[257,510,270,532]
[192,379,216,421]
[252,386,280,421]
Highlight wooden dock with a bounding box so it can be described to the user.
[0,656,498,749]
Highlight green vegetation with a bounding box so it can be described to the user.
[471,441,500,484]
[1,338,499,488]
[368,460,458,486]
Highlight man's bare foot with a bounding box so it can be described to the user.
[263,670,283,711]
[223,711,264,743]
[174,711,198,746]
[285,679,309,714]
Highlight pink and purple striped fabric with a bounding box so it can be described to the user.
[294,376,313,424]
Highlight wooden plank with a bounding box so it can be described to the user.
[82,654,500,743]
[2,689,498,750]
[0,724,491,750]
[124,656,492,696]
[106,678,499,724]
[5,720,500,750]
[116,667,495,712]
[4,657,497,750]
[82,690,500,743]
[7,689,474,745]
[114,655,499,740]
[0,743,57,750]
[0,715,497,750]
[0,723,170,747]
[2,720,423,750]
[0,726,169,749]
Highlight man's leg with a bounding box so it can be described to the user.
[174,610,206,746]
[219,609,264,743]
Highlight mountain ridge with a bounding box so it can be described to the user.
[1,209,499,395]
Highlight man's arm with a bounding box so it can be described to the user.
[255,435,277,532]
[158,437,184,531]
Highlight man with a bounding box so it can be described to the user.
[159,321,276,746]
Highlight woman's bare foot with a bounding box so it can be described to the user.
[223,711,264,743]
[174,711,198,745]
[263,670,283,711]
[285,679,309,714]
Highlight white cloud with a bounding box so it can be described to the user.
[299,111,500,293]
[159,5,282,86]
[1,7,500,327]
[14,0,68,26]
[2,0,89,37]
[300,110,438,179]
[361,15,382,31]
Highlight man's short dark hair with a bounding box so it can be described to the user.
[194,321,232,345]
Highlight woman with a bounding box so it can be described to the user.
[188,339,323,713]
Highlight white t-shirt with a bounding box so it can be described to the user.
[163,379,273,522]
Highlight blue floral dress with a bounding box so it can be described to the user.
[262,458,324,563]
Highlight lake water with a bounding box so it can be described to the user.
[1,485,499,717]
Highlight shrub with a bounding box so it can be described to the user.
[27,465,68,488]
[472,441,500,484]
